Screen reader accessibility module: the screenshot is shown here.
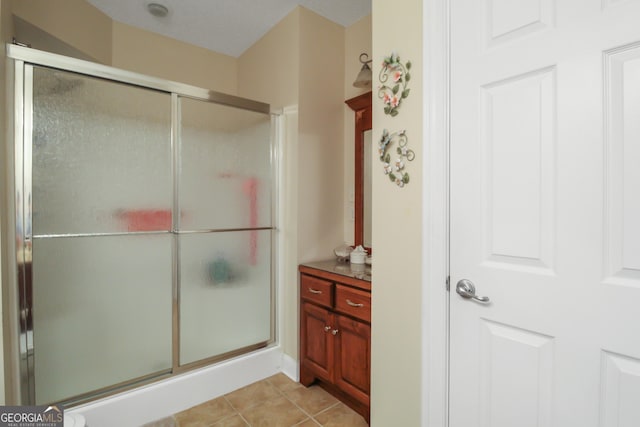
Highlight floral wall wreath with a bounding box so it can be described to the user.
[379,129,415,188]
[378,52,411,117]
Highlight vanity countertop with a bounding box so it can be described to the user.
[299,259,371,283]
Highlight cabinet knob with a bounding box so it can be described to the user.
[324,325,331,332]
[331,329,339,335]
[308,288,323,294]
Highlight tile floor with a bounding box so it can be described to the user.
[143,374,368,427]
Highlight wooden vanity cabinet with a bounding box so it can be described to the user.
[300,302,333,382]
[299,265,371,423]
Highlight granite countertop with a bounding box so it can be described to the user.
[300,259,371,282]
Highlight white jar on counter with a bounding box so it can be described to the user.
[350,245,367,264]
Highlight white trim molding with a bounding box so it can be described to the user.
[280,353,299,382]
[422,0,450,426]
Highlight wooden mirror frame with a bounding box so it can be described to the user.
[345,91,372,252]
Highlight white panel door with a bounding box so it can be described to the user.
[450,1,640,426]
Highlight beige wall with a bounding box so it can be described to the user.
[13,15,95,62]
[343,15,372,245]
[10,0,238,93]
[297,7,344,263]
[237,8,300,107]
[11,0,112,64]
[370,0,424,425]
[112,22,237,94]
[344,15,373,102]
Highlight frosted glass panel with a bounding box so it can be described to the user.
[32,67,172,236]
[180,98,272,230]
[32,234,172,404]
[179,231,272,365]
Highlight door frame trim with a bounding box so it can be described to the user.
[422,0,450,426]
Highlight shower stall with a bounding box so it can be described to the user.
[4,45,278,406]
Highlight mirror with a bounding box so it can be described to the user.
[346,92,372,252]
[363,130,372,247]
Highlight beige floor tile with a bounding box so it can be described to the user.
[294,419,320,427]
[267,373,304,393]
[285,386,339,417]
[174,417,212,427]
[313,404,368,427]
[240,396,308,427]
[169,378,367,427]
[210,414,249,427]
[225,380,282,412]
[175,397,237,427]
[143,416,176,427]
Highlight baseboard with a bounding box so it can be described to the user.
[280,352,299,382]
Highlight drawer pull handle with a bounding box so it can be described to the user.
[332,329,339,335]
[324,326,331,332]
[308,288,323,294]
[346,299,364,308]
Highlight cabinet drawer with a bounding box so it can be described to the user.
[300,275,333,308]
[335,284,371,322]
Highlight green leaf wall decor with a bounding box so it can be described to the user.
[378,129,415,188]
[378,52,412,117]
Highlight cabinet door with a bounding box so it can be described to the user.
[300,302,333,383]
[334,314,370,405]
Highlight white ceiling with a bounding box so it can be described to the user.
[87,0,371,58]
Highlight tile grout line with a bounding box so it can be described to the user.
[294,417,322,427]
[311,400,342,417]
[226,379,300,426]
[221,394,249,426]
[237,412,252,427]
[221,393,252,427]
[265,377,326,425]
[267,376,358,426]
[279,388,343,426]
[269,382,319,425]
[282,393,317,421]
[308,401,343,425]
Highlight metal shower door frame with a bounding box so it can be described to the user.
[6,44,278,406]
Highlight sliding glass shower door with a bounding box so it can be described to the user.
[11,46,276,406]
[29,66,174,404]
[178,99,273,366]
